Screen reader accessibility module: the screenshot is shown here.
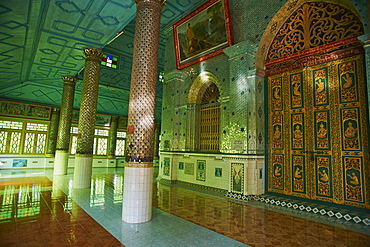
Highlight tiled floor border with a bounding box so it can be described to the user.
[225,191,370,226]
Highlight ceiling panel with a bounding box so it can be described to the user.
[0,0,208,121]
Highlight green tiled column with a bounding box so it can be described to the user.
[54,76,78,175]
[46,108,60,158]
[122,0,165,224]
[73,48,104,189]
[107,116,118,159]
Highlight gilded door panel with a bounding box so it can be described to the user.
[268,76,285,193]
[289,69,309,198]
[337,54,368,207]
[268,54,369,208]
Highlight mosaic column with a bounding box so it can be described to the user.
[122,0,165,224]
[153,122,160,160]
[46,108,60,158]
[223,40,260,154]
[359,34,370,126]
[54,76,78,175]
[73,48,104,189]
[107,116,119,159]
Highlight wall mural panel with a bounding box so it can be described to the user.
[231,163,244,193]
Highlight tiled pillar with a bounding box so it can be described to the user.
[46,108,60,158]
[153,122,160,160]
[54,76,78,175]
[223,40,263,154]
[73,48,104,189]
[107,116,119,159]
[122,0,165,224]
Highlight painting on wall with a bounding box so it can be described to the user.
[231,163,244,193]
[185,163,194,175]
[179,162,184,170]
[173,0,232,69]
[215,168,222,177]
[13,159,27,167]
[196,160,206,181]
[163,158,170,176]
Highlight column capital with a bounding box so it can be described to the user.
[83,48,104,59]
[134,0,166,6]
[62,76,78,85]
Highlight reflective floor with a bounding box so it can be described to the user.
[0,168,369,247]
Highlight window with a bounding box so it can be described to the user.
[0,120,48,154]
[199,83,220,152]
[115,131,126,156]
[69,127,109,155]
[101,55,118,69]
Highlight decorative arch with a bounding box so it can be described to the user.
[187,71,222,105]
[256,0,364,70]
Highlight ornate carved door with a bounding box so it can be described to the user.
[268,53,369,207]
[265,1,369,208]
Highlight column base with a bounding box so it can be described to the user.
[122,164,153,223]
[54,151,69,175]
[73,155,93,189]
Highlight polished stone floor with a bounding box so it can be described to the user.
[0,168,369,247]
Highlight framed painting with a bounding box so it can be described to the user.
[173,0,232,69]
[163,157,171,176]
[196,160,206,181]
[231,163,244,193]
[13,159,27,168]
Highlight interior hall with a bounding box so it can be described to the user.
[0,0,369,246]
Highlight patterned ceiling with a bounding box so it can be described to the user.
[0,0,207,122]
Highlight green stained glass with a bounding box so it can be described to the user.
[26,123,48,131]
[10,132,21,153]
[0,131,8,153]
[36,133,46,153]
[97,138,107,155]
[71,135,78,154]
[101,61,106,65]
[113,57,118,61]
[24,133,35,153]
[112,64,117,69]
[115,139,125,156]
[0,120,23,129]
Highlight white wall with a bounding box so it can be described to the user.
[159,152,265,195]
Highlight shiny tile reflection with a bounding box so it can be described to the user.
[0,175,124,247]
[1,168,369,247]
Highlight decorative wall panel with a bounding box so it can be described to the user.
[268,54,369,208]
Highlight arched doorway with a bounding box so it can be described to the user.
[186,72,222,152]
[259,0,369,208]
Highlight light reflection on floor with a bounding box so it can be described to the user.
[1,168,369,247]
[0,168,247,247]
